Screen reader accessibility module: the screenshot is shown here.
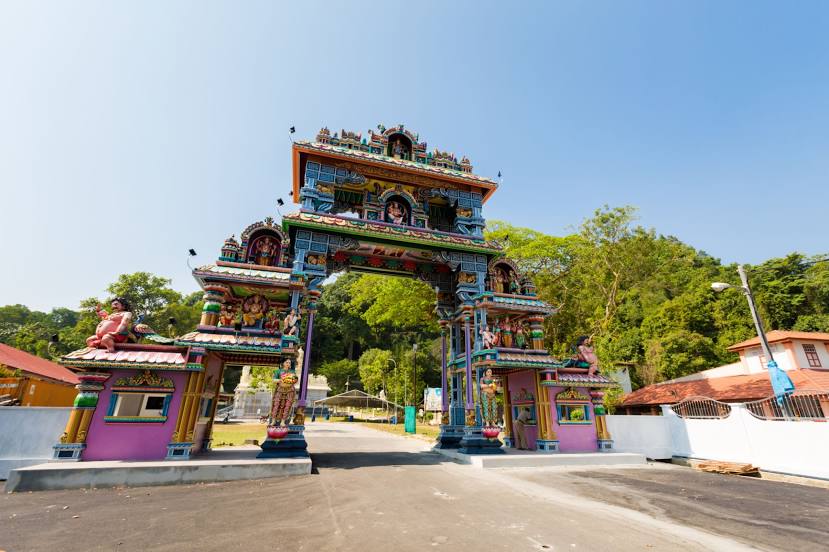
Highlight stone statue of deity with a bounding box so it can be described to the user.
[264,309,281,334]
[576,336,599,375]
[255,236,278,266]
[86,298,133,353]
[500,317,513,348]
[513,322,527,349]
[218,303,236,327]
[241,295,267,327]
[479,324,496,349]
[282,308,301,336]
[386,201,407,225]
[479,368,499,426]
[270,359,298,426]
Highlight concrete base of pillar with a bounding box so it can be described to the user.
[257,425,309,458]
[52,443,85,461]
[435,425,464,449]
[458,427,505,455]
[166,442,194,460]
[597,438,614,451]
[536,439,560,452]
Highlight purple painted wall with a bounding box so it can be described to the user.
[548,385,598,452]
[83,369,188,461]
[507,370,538,450]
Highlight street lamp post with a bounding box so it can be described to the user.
[712,264,795,398]
[386,357,397,408]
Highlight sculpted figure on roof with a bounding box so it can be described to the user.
[86,298,133,353]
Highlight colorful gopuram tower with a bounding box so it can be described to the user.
[52,123,618,463]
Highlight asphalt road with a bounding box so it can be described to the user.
[1,423,824,551]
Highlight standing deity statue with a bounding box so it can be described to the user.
[86,298,133,353]
[270,359,298,426]
[479,324,496,350]
[514,322,527,349]
[508,272,520,294]
[500,317,513,348]
[479,368,499,427]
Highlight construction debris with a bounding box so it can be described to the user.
[695,460,760,476]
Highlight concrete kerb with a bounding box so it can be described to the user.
[4,448,312,492]
[434,447,647,469]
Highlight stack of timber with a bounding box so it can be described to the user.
[695,460,760,476]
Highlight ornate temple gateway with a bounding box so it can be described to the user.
[52,124,617,462]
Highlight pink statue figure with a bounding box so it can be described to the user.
[386,201,406,225]
[577,336,599,375]
[282,308,301,336]
[479,324,496,349]
[86,298,133,353]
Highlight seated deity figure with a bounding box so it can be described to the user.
[386,201,407,225]
[242,295,267,327]
[270,359,298,426]
[576,336,599,375]
[479,368,499,427]
[479,324,496,349]
[282,308,301,336]
[264,310,281,334]
[218,303,236,327]
[86,298,133,353]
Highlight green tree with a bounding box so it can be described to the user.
[317,358,359,395]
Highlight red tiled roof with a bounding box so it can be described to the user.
[727,330,829,351]
[621,368,829,406]
[0,343,79,385]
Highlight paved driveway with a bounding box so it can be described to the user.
[1,422,823,551]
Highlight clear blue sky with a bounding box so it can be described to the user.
[2,1,828,311]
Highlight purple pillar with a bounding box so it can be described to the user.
[464,314,474,411]
[296,309,315,408]
[440,327,449,413]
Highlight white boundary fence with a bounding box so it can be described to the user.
[608,400,829,479]
[0,407,70,479]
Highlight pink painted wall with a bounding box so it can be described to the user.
[507,370,539,450]
[548,385,598,452]
[83,369,188,461]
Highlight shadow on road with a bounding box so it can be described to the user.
[312,451,444,470]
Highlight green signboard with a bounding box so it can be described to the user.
[404,406,416,434]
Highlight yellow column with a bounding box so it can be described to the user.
[545,387,558,440]
[60,410,83,443]
[534,371,556,440]
[76,409,95,443]
[202,362,226,450]
[172,372,198,442]
[184,371,206,442]
[502,374,512,438]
